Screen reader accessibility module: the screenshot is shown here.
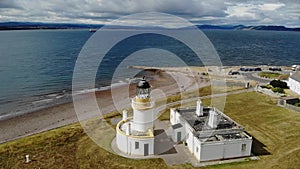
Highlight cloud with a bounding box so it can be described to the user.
[0,0,299,27]
[0,0,22,9]
[224,0,300,26]
[258,3,285,11]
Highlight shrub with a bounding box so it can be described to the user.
[202,72,208,76]
[260,84,272,89]
[270,80,288,89]
[260,85,268,89]
[294,102,300,107]
[271,87,285,94]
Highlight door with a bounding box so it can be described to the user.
[177,132,181,142]
[144,144,149,156]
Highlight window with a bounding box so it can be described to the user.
[135,142,139,149]
[196,147,199,153]
[241,143,246,151]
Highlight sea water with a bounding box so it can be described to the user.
[0,29,299,119]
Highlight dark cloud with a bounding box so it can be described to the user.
[0,0,22,9]
[0,0,299,27]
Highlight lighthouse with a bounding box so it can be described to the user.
[131,77,155,132]
[115,77,155,156]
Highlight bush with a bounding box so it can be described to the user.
[270,80,288,89]
[294,102,300,107]
[202,72,208,76]
[260,84,272,89]
[271,87,285,94]
[260,85,268,89]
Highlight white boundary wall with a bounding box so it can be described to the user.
[288,78,300,95]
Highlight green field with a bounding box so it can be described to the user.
[0,92,299,169]
[258,72,289,80]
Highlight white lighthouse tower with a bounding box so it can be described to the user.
[116,77,155,156]
[131,78,155,132]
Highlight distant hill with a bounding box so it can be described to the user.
[0,22,299,32]
[196,25,243,30]
[0,22,103,30]
[197,24,300,32]
[243,25,300,31]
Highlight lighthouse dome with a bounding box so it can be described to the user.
[137,78,150,89]
[136,77,151,100]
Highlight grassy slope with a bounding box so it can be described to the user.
[0,117,168,169]
[1,92,299,169]
[203,92,300,169]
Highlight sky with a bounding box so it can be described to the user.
[0,0,299,27]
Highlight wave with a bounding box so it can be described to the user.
[0,79,140,121]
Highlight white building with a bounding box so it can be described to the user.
[116,78,253,161]
[170,99,253,162]
[288,71,300,95]
[116,78,155,156]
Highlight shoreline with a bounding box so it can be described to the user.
[0,77,143,121]
[0,64,291,121]
[0,65,293,144]
[0,68,204,144]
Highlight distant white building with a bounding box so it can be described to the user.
[291,65,299,71]
[288,71,300,95]
[170,99,253,162]
[116,78,155,156]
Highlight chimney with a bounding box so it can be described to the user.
[122,110,128,121]
[208,108,218,128]
[196,99,203,116]
[126,122,131,135]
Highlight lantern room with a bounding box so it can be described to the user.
[136,77,151,100]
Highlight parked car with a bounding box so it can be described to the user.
[232,71,240,75]
[228,70,240,75]
[269,67,281,71]
[254,67,262,71]
[240,67,262,71]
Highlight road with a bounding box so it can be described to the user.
[241,72,271,84]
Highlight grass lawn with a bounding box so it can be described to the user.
[258,72,289,80]
[202,92,300,169]
[158,85,244,121]
[1,92,299,169]
[0,114,168,169]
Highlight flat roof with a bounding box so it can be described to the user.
[177,107,240,132]
[175,107,249,142]
[197,132,251,142]
[172,123,183,129]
